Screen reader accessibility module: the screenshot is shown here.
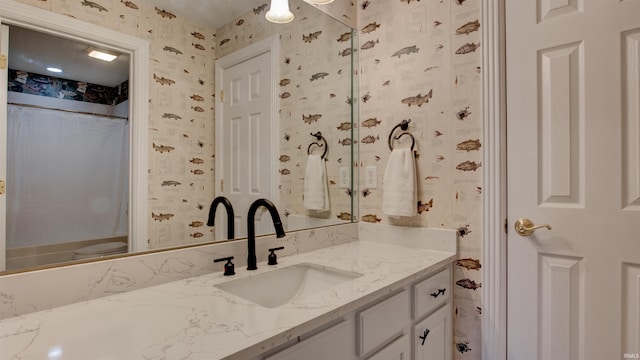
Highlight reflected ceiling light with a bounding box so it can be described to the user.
[308,0,335,4]
[46,67,63,73]
[265,0,294,24]
[47,346,63,359]
[87,48,118,62]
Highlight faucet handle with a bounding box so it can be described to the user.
[214,256,235,276]
[267,246,284,265]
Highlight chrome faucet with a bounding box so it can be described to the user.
[247,198,286,270]
[207,196,235,240]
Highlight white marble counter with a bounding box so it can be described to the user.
[0,224,359,320]
[0,240,455,360]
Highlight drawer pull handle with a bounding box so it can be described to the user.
[419,328,430,345]
[430,288,446,298]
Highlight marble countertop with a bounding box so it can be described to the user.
[0,241,455,360]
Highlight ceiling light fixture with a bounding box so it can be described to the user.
[265,0,294,24]
[87,48,118,62]
[46,67,63,73]
[308,0,335,4]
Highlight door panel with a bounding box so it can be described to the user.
[538,253,583,360]
[506,1,640,359]
[623,30,640,210]
[538,42,583,206]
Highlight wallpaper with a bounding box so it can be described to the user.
[216,1,355,225]
[14,0,218,249]
[8,69,128,105]
[302,0,357,28]
[356,0,483,358]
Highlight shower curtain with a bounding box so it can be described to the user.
[6,104,129,249]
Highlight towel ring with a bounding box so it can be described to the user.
[388,119,415,151]
[307,131,328,159]
[393,132,415,151]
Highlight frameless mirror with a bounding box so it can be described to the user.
[0,0,356,274]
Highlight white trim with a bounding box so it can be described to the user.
[0,24,8,271]
[0,0,149,253]
[481,0,508,359]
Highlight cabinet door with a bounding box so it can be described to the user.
[264,319,354,360]
[413,304,451,360]
[357,290,410,356]
[366,334,411,360]
[413,267,451,320]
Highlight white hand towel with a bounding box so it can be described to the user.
[382,148,417,217]
[304,154,330,211]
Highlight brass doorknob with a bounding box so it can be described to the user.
[514,218,552,236]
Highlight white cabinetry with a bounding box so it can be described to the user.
[411,267,452,360]
[264,319,354,360]
[413,304,452,360]
[366,334,411,360]
[261,264,452,360]
[357,290,411,356]
[413,267,451,319]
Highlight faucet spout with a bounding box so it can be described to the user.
[247,198,286,270]
[207,196,235,240]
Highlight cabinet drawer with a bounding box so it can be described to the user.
[264,319,353,360]
[366,334,410,360]
[413,267,450,320]
[413,303,452,360]
[357,290,410,357]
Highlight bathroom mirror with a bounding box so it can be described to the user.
[0,0,356,274]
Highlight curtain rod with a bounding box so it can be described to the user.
[7,102,129,121]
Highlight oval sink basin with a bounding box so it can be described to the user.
[215,263,362,308]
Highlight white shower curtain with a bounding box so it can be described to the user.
[6,105,129,249]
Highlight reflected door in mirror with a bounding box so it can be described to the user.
[217,48,276,239]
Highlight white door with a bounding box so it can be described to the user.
[0,24,7,271]
[216,43,277,240]
[506,1,640,360]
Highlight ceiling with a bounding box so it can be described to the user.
[8,25,130,87]
[7,0,267,87]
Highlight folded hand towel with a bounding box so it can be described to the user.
[304,154,330,211]
[383,148,417,217]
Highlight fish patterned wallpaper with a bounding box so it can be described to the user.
[302,0,357,28]
[8,69,129,105]
[14,0,218,249]
[216,1,355,224]
[356,0,482,358]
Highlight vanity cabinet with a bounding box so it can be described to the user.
[413,304,452,360]
[264,319,355,360]
[357,289,411,356]
[365,334,411,360]
[260,264,452,360]
[410,267,452,360]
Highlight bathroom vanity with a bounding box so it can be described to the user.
[0,240,455,359]
[259,264,452,360]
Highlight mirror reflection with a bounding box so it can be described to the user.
[1,0,356,274]
[5,25,131,271]
[214,1,356,238]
